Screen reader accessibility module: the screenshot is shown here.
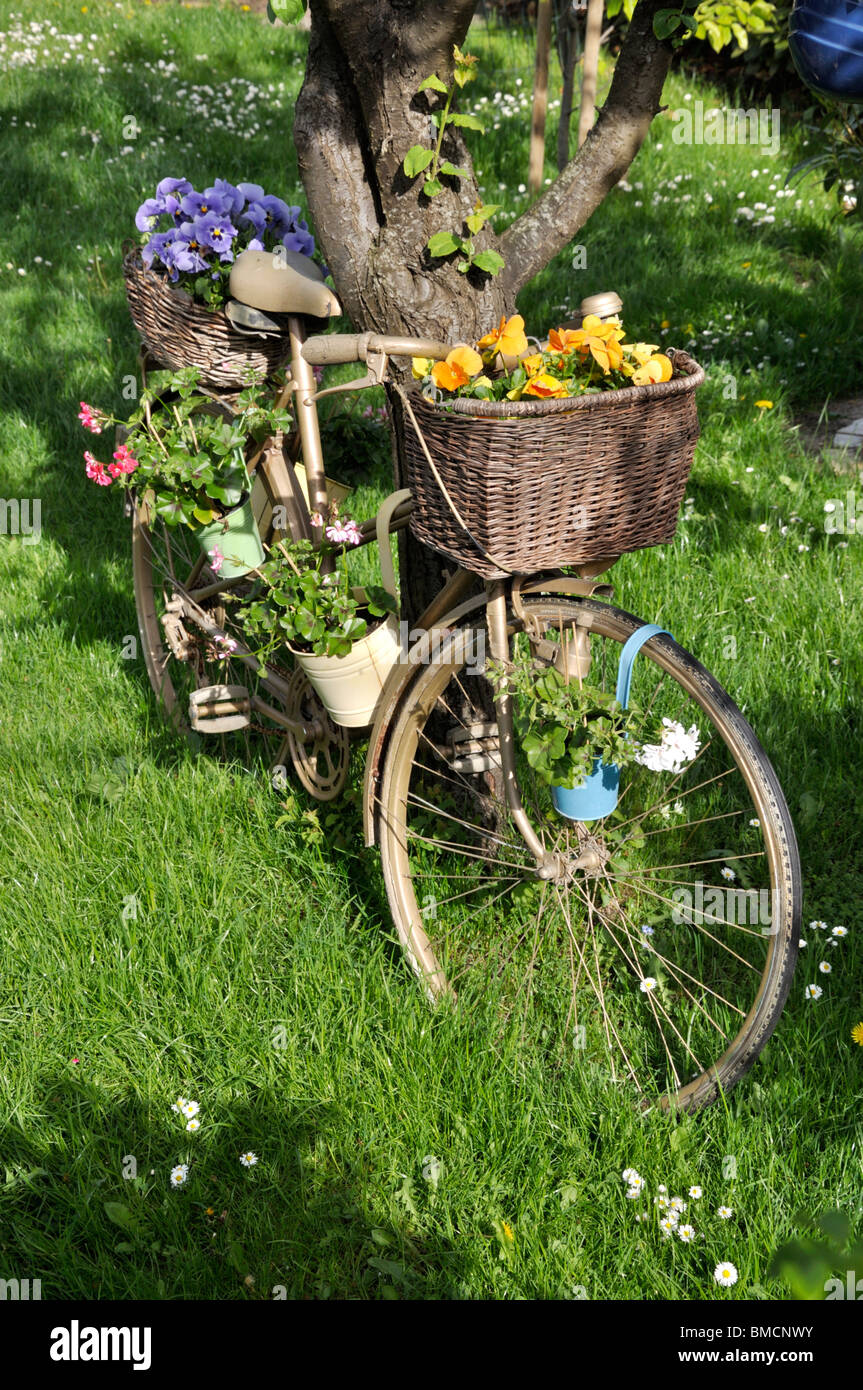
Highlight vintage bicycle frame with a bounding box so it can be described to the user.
[166,315,615,878]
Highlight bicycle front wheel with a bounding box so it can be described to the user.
[376,595,800,1111]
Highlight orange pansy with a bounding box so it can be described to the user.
[477,313,529,359]
[548,327,581,353]
[431,344,482,392]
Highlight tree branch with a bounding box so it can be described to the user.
[499,0,672,299]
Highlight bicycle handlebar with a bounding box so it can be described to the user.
[301,331,451,365]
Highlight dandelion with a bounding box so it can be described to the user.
[240,1151,258,1167]
[688,1186,703,1199]
[755,400,773,410]
[720,867,736,882]
[717,1206,733,1219]
[818,961,832,975]
[805,983,823,1000]
[678,1224,696,1242]
[832,926,848,938]
[186,1118,200,1132]
[714,1261,738,1287]
[851,1023,863,1046]
[640,977,657,993]
[170,1163,189,1188]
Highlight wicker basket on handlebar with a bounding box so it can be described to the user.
[400,349,705,579]
[122,247,291,389]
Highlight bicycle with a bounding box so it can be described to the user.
[129,250,801,1113]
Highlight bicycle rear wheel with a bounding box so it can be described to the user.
[376,595,800,1111]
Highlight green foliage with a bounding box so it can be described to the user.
[789,105,863,223]
[239,518,396,659]
[426,203,504,276]
[488,652,644,789]
[266,0,306,24]
[769,1210,863,1299]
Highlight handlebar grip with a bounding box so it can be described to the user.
[301,334,362,365]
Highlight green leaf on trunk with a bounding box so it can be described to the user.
[471,249,505,275]
[267,0,306,23]
[418,73,448,94]
[448,112,485,133]
[403,145,435,178]
[439,161,469,179]
[423,177,443,198]
[427,231,462,257]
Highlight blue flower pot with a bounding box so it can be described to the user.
[789,0,863,100]
[552,758,620,821]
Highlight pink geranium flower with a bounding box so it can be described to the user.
[78,401,107,434]
[325,518,362,546]
[84,450,111,486]
[110,443,138,475]
[208,545,224,573]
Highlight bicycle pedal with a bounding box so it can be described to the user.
[189,684,252,733]
[448,722,501,774]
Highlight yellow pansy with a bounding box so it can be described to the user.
[431,344,483,392]
[411,356,433,380]
[477,313,529,360]
[520,352,544,375]
[524,373,570,398]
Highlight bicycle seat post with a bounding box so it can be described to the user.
[287,314,331,562]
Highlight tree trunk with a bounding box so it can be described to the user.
[293,0,673,620]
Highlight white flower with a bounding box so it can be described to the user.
[640,977,657,993]
[809,920,829,931]
[655,1195,669,1209]
[659,1215,677,1234]
[670,1197,686,1213]
[748,818,760,827]
[635,719,701,774]
[171,1096,189,1114]
[186,1118,200,1132]
[832,926,848,938]
[170,1164,189,1188]
[688,1186,702,1199]
[625,1186,642,1199]
[181,1100,200,1119]
[657,1185,667,1194]
[240,1151,258,1168]
[720,866,736,882]
[805,984,823,1000]
[714,1261,738,1287]
[818,961,832,974]
[799,939,807,948]
[678,1224,696,1242]
[717,1206,733,1219]
[622,1167,641,1184]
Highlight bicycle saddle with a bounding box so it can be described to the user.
[228,247,341,319]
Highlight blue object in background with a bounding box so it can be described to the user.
[789,0,863,101]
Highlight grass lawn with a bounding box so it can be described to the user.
[0,0,861,1301]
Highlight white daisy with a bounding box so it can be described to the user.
[818,961,832,974]
[622,1167,641,1184]
[670,1197,686,1213]
[748,818,760,827]
[170,1163,189,1188]
[240,1151,258,1168]
[659,1215,677,1234]
[171,1096,188,1114]
[805,984,823,999]
[714,1261,738,1287]
[799,939,807,948]
[181,1100,200,1119]
[688,1186,703,1199]
[720,866,736,882]
[678,1224,696,1242]
[626,1174,645,1192]
[717,1206,733,1219]
[832,926,848,938]
[657,1185,668,1194]
[625,1186,641,1199]
[640,977,657,993]
[186,1118,200,1132]
[655,1195,669,1209]
[809,920,828,931]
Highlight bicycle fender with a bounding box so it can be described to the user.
[362,573,612,847]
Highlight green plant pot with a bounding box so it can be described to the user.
[194,494,264,580]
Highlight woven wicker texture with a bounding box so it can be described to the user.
[401,349,705,578]
[122,248,291,389]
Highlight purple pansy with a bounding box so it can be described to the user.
[135,197,167,233]
[204,179,245,217]
[192,212,238,261]
[155,176,193,217]
[178,189,233,221]
[283,226,315,256]
[172,224,211,274]
[239,201,267,238]
[237,182,266,204]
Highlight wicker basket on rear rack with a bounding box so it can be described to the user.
[122,246,291,390]
[399,348,705,579]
